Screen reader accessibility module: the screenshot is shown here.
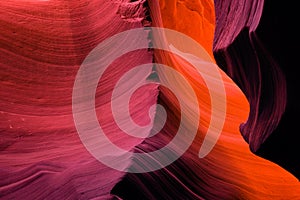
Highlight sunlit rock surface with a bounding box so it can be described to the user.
[0,0,299,199]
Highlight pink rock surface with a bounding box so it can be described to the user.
[1,0,299,199]
[1,0,153,199]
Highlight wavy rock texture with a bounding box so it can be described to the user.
[213,0,284,157]
[111,0,300,199]
[0,0,153,199]
[213,0,300,178]
[0,0,299,199]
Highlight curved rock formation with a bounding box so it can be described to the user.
[1,0,299,199]
[213,0,300,178]
[0,0,153,199]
